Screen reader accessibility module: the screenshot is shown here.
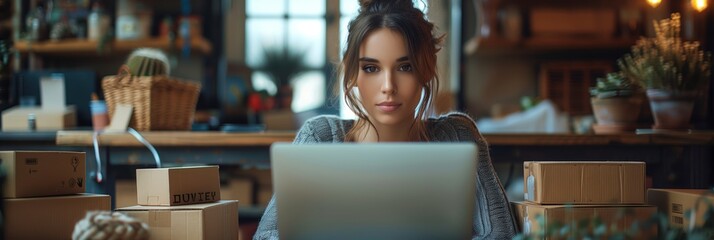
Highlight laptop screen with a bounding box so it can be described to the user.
[271,143,477,240]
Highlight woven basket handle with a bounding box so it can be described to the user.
[117,65,132,77]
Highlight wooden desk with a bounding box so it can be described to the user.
[53,131,713,189]
[56,131,296,147]
[483,132,714,145]
[56,131,714,147]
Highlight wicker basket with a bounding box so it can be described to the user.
[102,72,201,131]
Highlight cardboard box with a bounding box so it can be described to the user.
[5,193,111,239]
[647,189,714,229]
[117,200,239,240]
[137,166,221,206]
[1,151,86,198]
[2,106,77,131]
[220,178,254,206]
[257,186,273,206]
[512,201,657,239]
[523,161,646,204]
[116,180,138,208]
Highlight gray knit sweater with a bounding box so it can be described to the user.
[254,112,517,240]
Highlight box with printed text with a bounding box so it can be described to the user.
[136,165,221,206]
[1,151,86,198]
[647,189,714,229]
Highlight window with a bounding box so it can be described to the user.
[245,0,326,113]
[245,0,428,114]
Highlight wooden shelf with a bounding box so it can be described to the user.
[14,37,213,56]
[466,36,637,56]
[56,131,295,147]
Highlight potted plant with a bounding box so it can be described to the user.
[618,13,712,130]
[256,45,309,110]
[513,189,714,239]
[590,72,643,134]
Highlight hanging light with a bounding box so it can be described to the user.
[647,0,662,7]
[691,0,708,12]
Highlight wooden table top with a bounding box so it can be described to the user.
[54,131,714,147]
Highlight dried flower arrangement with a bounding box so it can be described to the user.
[618,13,711,93]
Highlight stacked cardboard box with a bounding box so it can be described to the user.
[647,188,714,229]
[116,166,239,239]
[1,151,111,239]
[513,161,657,239]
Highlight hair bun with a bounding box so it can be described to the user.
[359,0,416,13]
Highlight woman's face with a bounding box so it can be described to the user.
[356,28,422,127]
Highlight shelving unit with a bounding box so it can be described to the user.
[15,37,212,56]
[467,36,637,55]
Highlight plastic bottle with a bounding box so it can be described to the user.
[90,93,109,131]
[28,113,36,131]
[87,3,110,40]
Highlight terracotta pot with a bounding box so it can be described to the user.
[590,96,643,134]
[591,97,643,124]
[646,89,697,130]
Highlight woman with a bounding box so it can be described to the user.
[254,0,517,239]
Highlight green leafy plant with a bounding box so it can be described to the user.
[618,13,711,93]
[514,207,650,240]
[256,45,309,89]
[591,72,640,98]
[514,189,714,240]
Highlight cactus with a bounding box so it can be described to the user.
[124,48,171,76]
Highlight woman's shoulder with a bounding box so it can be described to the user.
[294,115,352,143]
[428,112,483,142]
[430,112,478,129]
[302,115,353,129]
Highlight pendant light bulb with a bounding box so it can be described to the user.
[692,0,708,12]
[647,0,662,7]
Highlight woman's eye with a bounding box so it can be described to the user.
[362,65,378,73]
[398,64,413,72]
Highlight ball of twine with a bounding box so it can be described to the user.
[72,211,150,240]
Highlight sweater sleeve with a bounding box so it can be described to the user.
[253,118,322,240]
[434,113,518,239]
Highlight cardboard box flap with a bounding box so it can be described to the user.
[117,200,237,211]
[528,161,643,165]
[535,204,655,209]
[6,193,109,201]
[650,188,710,196]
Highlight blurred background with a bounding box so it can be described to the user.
[0,0,711,131]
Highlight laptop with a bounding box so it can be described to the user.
[271,143,477,240]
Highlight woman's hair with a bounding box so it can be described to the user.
[340,0,443,142]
